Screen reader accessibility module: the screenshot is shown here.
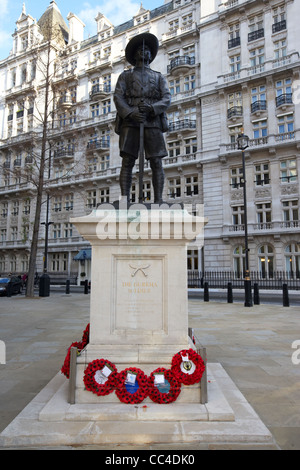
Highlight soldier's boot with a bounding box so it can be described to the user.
[120,155,136,202]
[150,157,165,204]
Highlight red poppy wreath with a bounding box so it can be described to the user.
[83,359,118,396]
[61,323,90,379]
[148,367,181,404]
[171,349,205,386]
[61,341,82,379]
[115,367,148,404]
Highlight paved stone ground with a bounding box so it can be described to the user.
[0,293,299,450]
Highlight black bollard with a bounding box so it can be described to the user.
[204,281,209,302]
[227,282,233,303]
[66,279,70,294]
[283,283,289,307]
[84,279,89,294]
[39,273,50,297]
[6,281,12,298]
[253,283,260,305]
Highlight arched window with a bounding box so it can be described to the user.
[233,245,245,277]
[0,255,5,273]
[285,244,300,278]
[258,245,274,278]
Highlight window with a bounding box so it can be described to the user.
[255,163,270,186]
[102,99,111,114]
[185,176,198,196]
[99,188,110,203]
[169,79,180,95]
[230,167,243,188]
[69,110,76,125]
[183,74,195,92]
[280,159,297,183]
[168,141,180,158]
[232,205,244,226]
[228,91,242,118]
[21,254,29,272]
[183,44,195,59]
[250,48,265,70]
[272,5,286,32]
[65,194,74,211]
[99,154,110,170]
[10,255,17,272]
[258,245,274,278]
[53,197,62,212]
[12,201,19,216]
[64,223,73,238]
[53,224,61,239]
[184,137,197,155]
[187,249,198,271]
[253,119,268,139]
[87,190,97,208]
[228,23,240,48]
[50,253,68,272]
[233,245,245,276]
[1,202,8,218]
[278,114,294,135]
[91,103,100,118]
[256,202,272,225]
[11,227,18,241]
[274,40,287,60]
[1,229,7,242]
[182,14,193,27]
[229,125,243,144]
[168,178,181,198]
[282,200,299,226]
[230,55,241,73]
[276,78,292,106]
[169,19,179,31]
[143,182,151,201]
[251,86,266,112]
[285,244,300,277]
[248,15,264,41]
[0,255,5,271]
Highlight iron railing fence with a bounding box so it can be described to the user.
[188,271,300,290]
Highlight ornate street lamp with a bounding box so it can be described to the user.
[237,132,253,307]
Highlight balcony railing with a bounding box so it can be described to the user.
[54,148,75,158]
[90,84,111,100]
[227,106,243,119]
[168,119,196,132]
[167,56,195,73]
[276,93,293,107]
[87,139,110,150]
[248,28,264,42]
[251,100,267,113]
[228,37,240,49]
[272,20,286,34]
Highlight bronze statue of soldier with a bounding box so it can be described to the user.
[114,33,171,204]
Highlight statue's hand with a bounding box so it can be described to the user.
[138,103,153,116]
[130,108,147,123]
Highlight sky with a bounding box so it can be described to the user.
[0,0,165,61]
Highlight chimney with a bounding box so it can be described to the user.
[67,12,85,43]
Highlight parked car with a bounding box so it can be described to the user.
[0,277,22,296]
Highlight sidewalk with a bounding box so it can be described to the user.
[0,293,299,450]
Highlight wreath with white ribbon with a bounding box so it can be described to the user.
[83,359,118,396]
[171,348,205,386]
[148,367,181,404]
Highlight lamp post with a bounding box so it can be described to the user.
[237,132,253,307]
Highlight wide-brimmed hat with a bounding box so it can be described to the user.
[125,32,159,66]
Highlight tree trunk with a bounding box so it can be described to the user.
[26,42,51,298]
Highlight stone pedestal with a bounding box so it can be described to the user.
[71,205,206,404]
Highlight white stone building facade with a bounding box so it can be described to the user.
[0,0,299,283]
